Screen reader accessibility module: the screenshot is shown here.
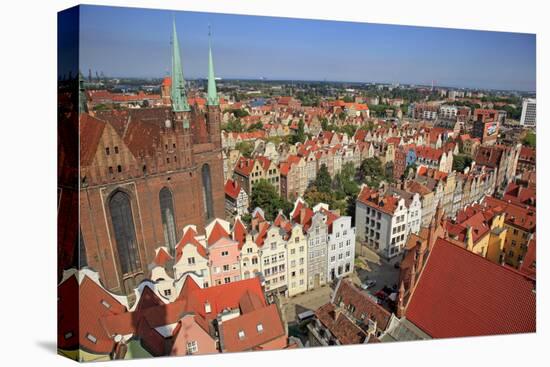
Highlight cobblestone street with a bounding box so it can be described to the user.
[354,244,401,294]
[279,285,333,324]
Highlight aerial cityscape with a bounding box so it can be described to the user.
[58,5,536,362]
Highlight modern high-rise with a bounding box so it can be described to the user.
[520,98,536,127]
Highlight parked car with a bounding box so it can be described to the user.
[360,280,377,290]
[375,290,388,301]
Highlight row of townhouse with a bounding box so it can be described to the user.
[154,199,355,299]
[58,268,294,361]
[403,163,496,227]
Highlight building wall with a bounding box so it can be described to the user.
[170,315,218,356]
[327,216,355,281]
[240,235,261,280]
[307,213,328,289]
[174,245,210,286]
[209,238,241,285]
[287,225,309,297]
[260,227,288,295]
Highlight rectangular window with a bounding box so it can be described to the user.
[221,251,229,256]
[187,340,199,354]
[105,147,110,155]
[114,146,119,154]
[188,257,195,265]
[224,277,231,284]
[223,264,230,271]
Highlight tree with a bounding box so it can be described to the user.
[320,117,329,131]
[453,154,473,172]
[235,141,254,158]
[314,164,332,193]
[292,119,306,144]
[358,158,384,183]
[247,122,263,131]
[304,186,333,209]
[222,118,244,132]
[522,131,536,147]
[250,179,292,221]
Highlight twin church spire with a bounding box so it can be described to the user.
[171,19,218,113]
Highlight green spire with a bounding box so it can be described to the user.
[171,19,190,112]
[207,25,219,106]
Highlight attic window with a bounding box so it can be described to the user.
[238,330,246,340]
[101,300,111,309]
[86,333,97,344]
[256,324,264,333]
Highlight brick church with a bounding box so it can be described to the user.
[75,21,225,294]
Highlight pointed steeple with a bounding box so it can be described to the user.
[171,18,190,112]
[206,25,219,106]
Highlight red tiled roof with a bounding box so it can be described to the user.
[315,303,367,345]
[79,113,106,166]
[153,247,172,267]
[519,236,536,279]
[406,238,536,338]
[176,227,207,261]
[415,146,444,161]
[357,186,399,215]
[225,179,241,200]
[233,217,248,249]
[188,277,267,320]
[483,196,536,232]
[220,304,286,352]
[58,274,128,354]
[208,221,230,245]
[234,156,255,177]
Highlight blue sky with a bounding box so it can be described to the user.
[78,5,536,91]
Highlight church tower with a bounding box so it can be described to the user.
[206,27,222,147]
[171,19,193,167]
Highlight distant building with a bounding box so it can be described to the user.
[520,98,536,127]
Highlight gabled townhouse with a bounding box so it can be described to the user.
[279,154,307,200]
[233,156,280,196]
[224,178,249,218]
[206,219,241,285]
[291,199,329,290]
[173,225,211,287]
[325,207,356,282]
[255,221,289,297]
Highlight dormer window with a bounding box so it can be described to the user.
[101,300,111,309]
[256,324,264,333]
[86,333,97,344]
[64,331,73,339]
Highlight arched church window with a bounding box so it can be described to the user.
[159,187,177,253]
[202,164,214,220]
[109,191,141,275]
